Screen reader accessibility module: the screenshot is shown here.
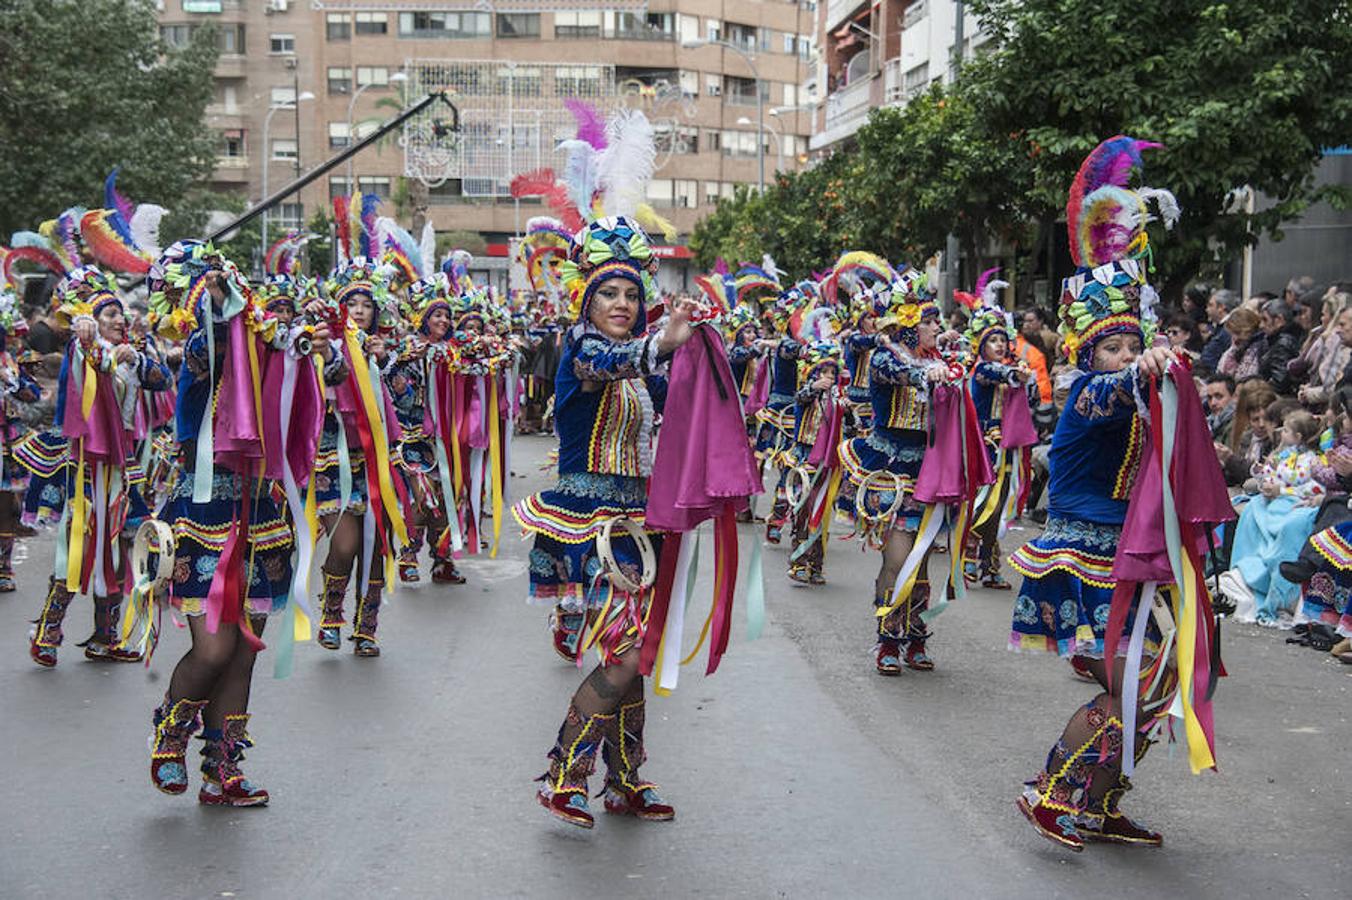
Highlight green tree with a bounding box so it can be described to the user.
[0,0,219,235]
[965,0,1352,299]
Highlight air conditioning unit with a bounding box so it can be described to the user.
[266,0,289,13]
[707,84,721,96]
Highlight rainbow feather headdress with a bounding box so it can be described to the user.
[0,281,25,339]
[147,240,252,340]
[1059,136,1177,368]
[823,251,895,326]
[5,207,85,288]
[52,266,124,328]
[517,216,573,297]
[79,169,166,276]
[955,266,1013,351]
[328,194,396,328]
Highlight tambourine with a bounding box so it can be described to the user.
[596,515,657,595]
[855,470,905,524]
[132,520,176,590]
[785,465,815,512]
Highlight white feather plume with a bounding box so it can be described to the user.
[762,253,783,280]
[1138,187,1180,230]
[597,109,657,220]
[130,204,167,260]
[557,139,600,220]
[418,223,437,278]
[802,306,836,343]
[982,278,1010,305]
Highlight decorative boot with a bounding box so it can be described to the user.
[149,696,209,794]
[876,597,904,675]
[351,579,383,657]
[807,537,826,585]
[902,581,935,671]
[29,577,73,667]
[83,594,142,662]
[551,606,584,662]
[600,698,674,821]
[398,527,423,584]
[317,569,348,650]
[431,554,466,585]
[199,714,270,807]
[0,533,15,592]
[1016,706,1124,852]
[765,495,789,545]
[980,540,1011,590]
[536,707,609,828]
[1078,773,1163,846]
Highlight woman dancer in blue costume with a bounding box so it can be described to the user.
[1010,137,1191,851]
[755,285,809,544]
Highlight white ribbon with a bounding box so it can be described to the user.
[658,527,700,693]
[278,354,316,620]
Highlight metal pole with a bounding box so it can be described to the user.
[346,82,373,189]
[508,62,519,236]
[764,117,784,172]
[209,92,457,244]
[261,104,282,266]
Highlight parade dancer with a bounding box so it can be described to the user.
[956,269,1035,589]
[836,265,979,675]
[823,252,895,435]
[1010,137,1226,850]
[313,195,410,658]
[0,281,40,593]
[785,333,845,586]
[145,241,333,805]
[513,107,702,828]
[754,285,809,544]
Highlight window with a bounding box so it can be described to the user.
[703,181,722,205]
[904,63,927,97]
[496,13,540,37]
[218,83,239,112]
[275,203,304,230]
[270,86,296,105]
[654,124,698,155]
[902,0,928,29]
[724,75,764,106]
[554,11,600,38]
[783,83,798,106]
[646,178,673,208]
[398,11,491,38]
[269,33,295,54]
[356,66,389,88]
[271,138,298,160]
[328,122,350,149]
[679,70,698,97]
[329,176,352,199]
[355,12,387,34]
[705,74,721,97]
[326,13,351,40]
[676,13,699,43]
[783,33,796,55]
[554,65,603,97]
[705,19,721,42]
[220,129,246,158]
[161,24,192,47]
[218,24,245,54]
[357,176,391,198]
[327,67,352,94]
[495,65,542,97]
[673,179,697,209]
[797,36,813,59]
[704,129,722,151]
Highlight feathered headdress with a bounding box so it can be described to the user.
[955,266,1014,352]
[5,207,85,289]
[263,231,315,278]
[377,217,436,291]
[734,264,783,303]
[0,281,26,340]
[517,216,573,295]
[876,263,939,347]
[147,240,252,340]
[797,338,843,384]
[822,250,895,325]
[79,169,165,275]
[552,108,670,336]
[51,266,124,328]
[332,192,382,266]
[1059,136,1177,367]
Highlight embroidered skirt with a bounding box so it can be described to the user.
[162,470,293,617]
[1300,522,1352,637]
[835,432,927,533]
[754,400,795,463]
[14,431,69,526]
[394,427,443,517]
[1009,516,1153,657]
[313,421,368,518]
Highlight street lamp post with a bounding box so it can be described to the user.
[683,38,763,192]
[346,71,409,188]
[739,115,783,173]
[261,91,314,265]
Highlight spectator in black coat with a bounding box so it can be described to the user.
[1258,299,1307,395]
[1198,288,1240,375]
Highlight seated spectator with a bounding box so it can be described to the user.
[1217,307,1265,383]
[1258,299,1307,394]
[1205,373,1237,445]
[1216,383,1280,486]
[1297,295,1352,409]
[1223,410,1329,627]
[1198,288,1241,375]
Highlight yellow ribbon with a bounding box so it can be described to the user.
[488,376,504,558]
[80,351,97,419]
[1174,552,1216,773]
[973,452,1008,530]
[343,330,408,546]
[65,447,87,592]
[246,326,265,456]
[876,503,939,618]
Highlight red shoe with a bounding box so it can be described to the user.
[904,639,935,671]
[876,642,902,676]
[766,525,782,545]
[1079,812,1163,847]
[150,698,208,795]
[29,639,57,668]
[398,561,421,584]
[1069,655,1098,682]
[981,573,1013,590]
[431,559,466,584]
[1016,795,1084,852]
[199,777,270,807]
[551,613,583,662]
[84,640,143,663]
[537,786,594,828]
[603,781,674,821]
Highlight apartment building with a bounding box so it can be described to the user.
[156,0,817,289]
[810,0,986,152]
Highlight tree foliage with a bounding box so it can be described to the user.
[0,0,219,235]
[692,0,1352,295]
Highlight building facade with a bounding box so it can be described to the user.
[156,0,818,290]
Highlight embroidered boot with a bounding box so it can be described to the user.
[806,537,826,585]
[551,606,584,662]
[149,696,209,794]
[84,594,142,662]
[199,713,270,807]
[902,581,935,671]
[536,707,609,828]
[317,569,348,650]
[430,554,466,585]
[1016,706,1124,852]
[351,578,383,657]
[980,539,1011,590]
[0,532,15,592]
[765,494,789,544]
[600,698,675,821]
[398,527,423,583]
[30,577,73,667]
[1078,773,1163,846]
[875,596,903,676]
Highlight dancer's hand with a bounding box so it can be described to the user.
[73,318,96,346]
[1138,346,1177,379]
[311,322,332,360]
[113,344,138,365]
[657,297,699,355]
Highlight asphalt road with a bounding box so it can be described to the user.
[1,432,1348,899]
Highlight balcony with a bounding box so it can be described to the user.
[883,57,929,107]
[825,73,873,127]
[212,156,250,183]
[825,0,866,33]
